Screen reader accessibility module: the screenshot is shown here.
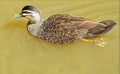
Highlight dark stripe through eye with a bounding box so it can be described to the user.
[22,11,31,14]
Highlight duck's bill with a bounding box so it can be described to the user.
[13,14,23,19]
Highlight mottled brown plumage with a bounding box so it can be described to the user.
[14,5,116,44]
[37,14,116,43]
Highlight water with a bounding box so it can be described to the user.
[0,0,119,74]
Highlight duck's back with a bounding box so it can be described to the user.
[38,14,89,44]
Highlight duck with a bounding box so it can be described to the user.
[13,5,116,44]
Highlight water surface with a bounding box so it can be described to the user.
[0,0,119,74]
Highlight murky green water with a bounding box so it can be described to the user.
[0,0,119,74]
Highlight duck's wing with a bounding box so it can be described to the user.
[42,14,90,28]
[79,21,107,38]
[42,14,109,39]
[44,14,111,38]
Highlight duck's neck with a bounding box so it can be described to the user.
[27,13,43,37]
[27,21,43,37]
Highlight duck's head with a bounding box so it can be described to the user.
[14,5,42,23]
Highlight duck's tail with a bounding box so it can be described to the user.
[99,20,116,34]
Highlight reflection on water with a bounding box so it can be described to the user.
[0,1,119,74]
